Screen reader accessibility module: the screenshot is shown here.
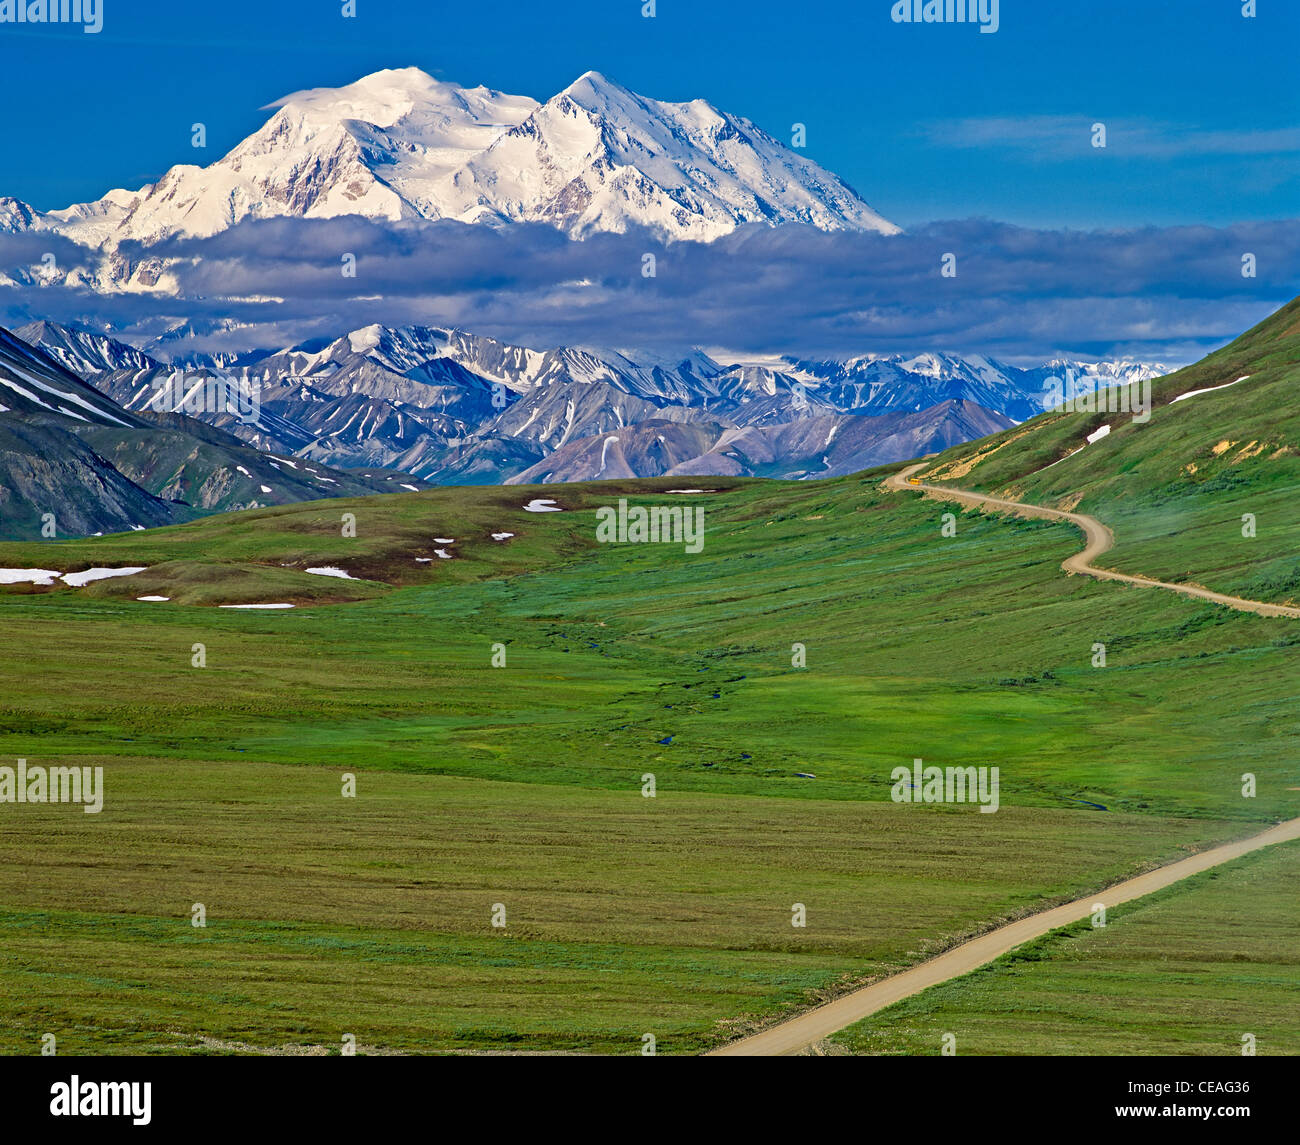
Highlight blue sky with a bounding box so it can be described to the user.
[2,0,1296,228]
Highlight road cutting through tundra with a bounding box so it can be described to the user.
[886,463,1300,619]
[707,463,1300,1056]
[709,815,1300,1055]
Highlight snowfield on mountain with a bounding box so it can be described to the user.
[11,66,898,266]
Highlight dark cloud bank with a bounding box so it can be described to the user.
[2,216,1296,366]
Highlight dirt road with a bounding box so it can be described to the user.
[885,464,1300,619]
[709,815,1300,1055]
[707,466,1300,1055]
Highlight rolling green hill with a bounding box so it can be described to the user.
[919,296,1300,605]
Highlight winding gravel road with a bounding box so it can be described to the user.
[886,464,1300,619]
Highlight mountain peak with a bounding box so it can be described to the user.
[0,195,41,234]
[264,67,531,130]
[553,70,645,121]
[35,66,898,258]
[564,69,624,95]
[561,71,721,120]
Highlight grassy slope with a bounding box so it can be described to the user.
[830,839,1300,1056]
[918,296,1300,605]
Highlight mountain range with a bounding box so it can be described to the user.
[12,317,1164,492]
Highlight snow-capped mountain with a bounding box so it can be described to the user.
[1016,359,1167,396]
[0,196,41,234]
[36,66,897,259]
[0,326,142,429]
[14,320,158,376]
[435,71,899,240]
[49,70,538,249]
[142,318,261,368]
[505,400,1014,484]
[0,324,414,540]
[774,352,1167,423]
[19,318,1165,487]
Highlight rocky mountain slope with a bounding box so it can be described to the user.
[0,326,424,540]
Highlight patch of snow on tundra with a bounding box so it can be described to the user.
[220,603,295,609]
[0,568,61,585]
[62,567,147,587]
[1172,376,1250,404]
